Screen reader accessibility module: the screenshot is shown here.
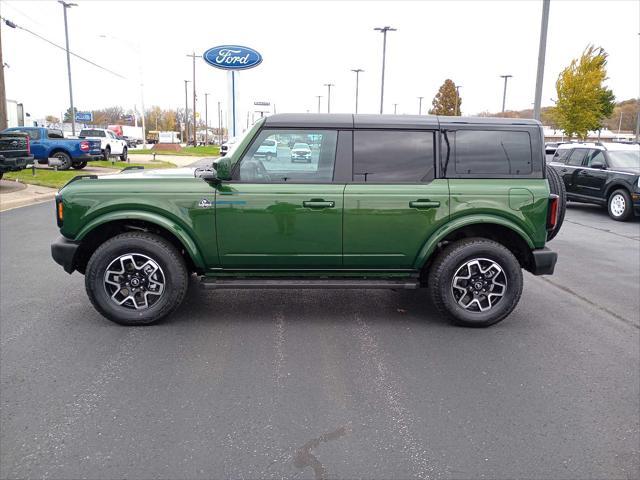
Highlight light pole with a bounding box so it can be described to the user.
[315,95,323,114]
[217,101,222,144]
[418,96,424,115]
[351,68,364,113]
[374,26,396,114]
[184,80,190,143]
[59,1,77,135]
[186,51,202,146]
[533,0,550,121]
[393,103,398,114]
[500,74,513,113]
[204,93,209,146]
[455,86,462,116]
[324,84,334,113]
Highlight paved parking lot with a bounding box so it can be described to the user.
[1,200,638,479]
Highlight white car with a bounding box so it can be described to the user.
[79,128,128,161]
[220,138,237,156]
[290,142,312,163]
[255,139,278,161]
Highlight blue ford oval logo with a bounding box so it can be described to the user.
[203,45,262,70]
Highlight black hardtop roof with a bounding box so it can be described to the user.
[263,113,541,129]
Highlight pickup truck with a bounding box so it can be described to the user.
[2,127,101,170]
[79,128,128,161]
[0,131,34,179]
[51,114,565,327]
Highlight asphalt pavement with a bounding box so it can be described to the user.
[1,200,638,479]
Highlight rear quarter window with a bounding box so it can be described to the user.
[452,130,532,176]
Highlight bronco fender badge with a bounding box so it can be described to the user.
[198,198,212,208]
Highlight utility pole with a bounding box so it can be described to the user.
[533,0,550,121]
[393,103,398,114]
[324,84,334,113]
[184,80,190,143]
[59,1,78,135]
[0,20,8,130]
[315,95,323,114]
[374,26,396,114]
[351,69,364,113]
[417,96,424,115]
[204,93,209,145]
[186,51,202,146]
[455,86,462,116]
[500,74,513,113]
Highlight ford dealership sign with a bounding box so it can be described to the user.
[203,45,262,70]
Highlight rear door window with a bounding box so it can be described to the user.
[453,130,532,175]
[566,149,587,166]
[353,130,435,183]
[47,129,64,139]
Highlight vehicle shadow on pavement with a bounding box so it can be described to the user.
[169,276,451,327]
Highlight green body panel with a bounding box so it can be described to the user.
[215,183,344,268]
[59,171,219,270]
[343,180,450,268]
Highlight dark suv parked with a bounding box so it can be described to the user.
[52,114,563,328]
[549,142,640,221]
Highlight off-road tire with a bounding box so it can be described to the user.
[607,188,633,221]
[72,161,87,170]
[51,151,72,171]
[120,147,128,162]
[545,165,566,241]
[85,232,188,326]
[428,238,523,328]
[103,146,111,161]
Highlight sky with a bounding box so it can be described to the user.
[2,0,639,125]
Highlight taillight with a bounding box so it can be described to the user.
[547,194,559,231]
[80,141,89,151]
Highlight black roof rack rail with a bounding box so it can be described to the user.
[61,174,98,188]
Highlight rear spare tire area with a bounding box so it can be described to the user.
[545,165,566,241]
[85,232,188,326]
[428,238,524,328]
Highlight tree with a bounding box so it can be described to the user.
[602,98,640,132]
[551,45,615,139]
[429,79,461,116]
[63,107,78,122]
[45,115,60,124]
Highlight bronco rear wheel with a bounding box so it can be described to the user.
[428,238,523,328]
[85,232,188,325]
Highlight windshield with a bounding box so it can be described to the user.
[608,150,640,169]
[293,143,309,149]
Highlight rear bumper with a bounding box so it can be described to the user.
[529,247,557,275]
[51,236,80,274]
[0,154,33,172]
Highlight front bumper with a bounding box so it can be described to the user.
[0,154,33,172]
[51,236,80,274]
[529,247,557,275]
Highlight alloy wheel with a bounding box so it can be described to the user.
[451,258,507,312]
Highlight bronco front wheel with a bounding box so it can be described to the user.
[85,232,188,325]
[428,238,523,327]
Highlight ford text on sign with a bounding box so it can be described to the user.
[202,45,262,70]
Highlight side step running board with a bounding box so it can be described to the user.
[200,278,420,290]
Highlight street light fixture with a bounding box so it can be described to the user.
[204,93,209,146]
[351,69,364,114]
[417,96,424,115]
[186,51,202,146]
[455,86,462,116]
[59,0,77,135]
[500,74,513,113]
[324,83,334,113]
[393,103,399,114]
[533,0,551,121]
[315,95,323,114]
[374,26,396,114]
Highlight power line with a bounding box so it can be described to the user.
[1,15,127,79]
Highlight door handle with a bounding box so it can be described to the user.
[579,171,588,175]
[561,168,567,173]
[409,200,440,209]
[303,200,334,209]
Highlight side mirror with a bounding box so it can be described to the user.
[591,161,605,169]
[215,157,233,180]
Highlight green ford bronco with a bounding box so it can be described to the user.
[51,114,563,327]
